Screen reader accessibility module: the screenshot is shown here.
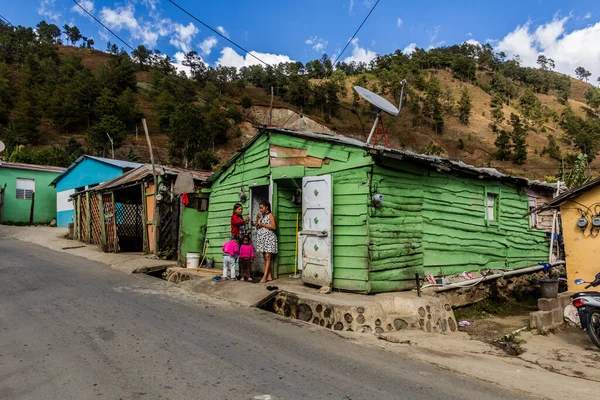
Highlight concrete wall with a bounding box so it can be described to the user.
[560,185,600,286]
[0,167,61,224]
[54,158,127,227]
[55,158,125,192]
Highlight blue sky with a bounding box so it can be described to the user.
[4,1,600,80]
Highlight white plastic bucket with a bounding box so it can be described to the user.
[186,253,200,269]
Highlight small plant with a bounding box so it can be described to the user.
[457,138,465,150]
[482,111,486,117]
[467,133,473,141]
[420,141,445,156]
[241,95,253,109]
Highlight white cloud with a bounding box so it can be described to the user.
[38,0,61,22]
[217,47,293,69]
[100,4,170,47]
[71,0,94,17]
[305,36,328,53]
[199,36,218,56]
[467,32,473,37]
[584,12,592,20]
[428,25,441,43]
[217,26,229,38]
[169,22,198,53]
[403,43,417,55]
[348,0,354,13]
[342,38,377,64]
[464,39,481,46]
[495,15,600,83]
[397,18,403,28]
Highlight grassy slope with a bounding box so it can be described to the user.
[42,46,598,179]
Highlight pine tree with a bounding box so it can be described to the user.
[458,86,471,125]
[126,146,140,162]
[494,129,512,160]
[490,92,505,131]
[509,113,528,164]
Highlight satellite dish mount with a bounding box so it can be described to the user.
[354,85,401,148]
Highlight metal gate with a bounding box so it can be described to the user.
[115,202,144,252]
[158,200,179,259]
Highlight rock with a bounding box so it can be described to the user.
[318,286,332,294]
[50,219,57,227]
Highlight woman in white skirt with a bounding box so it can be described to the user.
[255,201,278,283]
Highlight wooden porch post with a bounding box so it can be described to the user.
[98,193,107,251]
[141,183,148,253]
[271,180,279,279]
[85,192,91,244]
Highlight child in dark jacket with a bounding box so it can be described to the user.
[230,203,250,239]
[239,235,255,281]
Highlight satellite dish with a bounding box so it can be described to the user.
[354,86,399,116]
[0,141,5,153]
[354,84,405,148]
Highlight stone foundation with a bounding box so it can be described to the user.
[271,291,457,334]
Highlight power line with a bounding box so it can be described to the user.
[70,0,257,128]
[315,0,380,87]
[167,0,378,133]
[168,0,273,69]
[0,13,13,26]
[71,0,135,52]
[281,0,380,129]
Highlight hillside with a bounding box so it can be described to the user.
[47,49,600,179]
[2,21,600,181]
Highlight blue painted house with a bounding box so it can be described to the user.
[50,156,141,227]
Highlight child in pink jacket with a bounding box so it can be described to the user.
[239,235,255,281]
[222,236,240,280]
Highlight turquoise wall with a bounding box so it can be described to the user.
[55,158,125,191]
[0,167,61,224]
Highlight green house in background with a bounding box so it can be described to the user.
[0,162,65,224]
[201,128,555,293]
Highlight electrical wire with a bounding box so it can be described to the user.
[0,13,13,26]
[70,0,257,128]
[280,0,381,129]
[166,0,380,132]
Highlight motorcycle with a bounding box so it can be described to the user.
[572,272,600,349]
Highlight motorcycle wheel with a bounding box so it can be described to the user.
[588,311,600,350]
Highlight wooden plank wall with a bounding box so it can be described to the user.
[268,134,372,293]
[204,135,272,268]
[275,180,302,276]
[420,170,549,276]
[368,163,425,293]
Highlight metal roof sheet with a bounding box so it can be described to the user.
[93,164,212,191]
[210,127,557,192]
[0,161,65,173]
[50,155,142,186]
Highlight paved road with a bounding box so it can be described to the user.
[0,238,530,400]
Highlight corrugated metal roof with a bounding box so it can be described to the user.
[86,155,142,169]
[0,161,65,173]
[528,177,600,215]
[50,155,142,186]
[210,127,557,192]
[93,164,212,191]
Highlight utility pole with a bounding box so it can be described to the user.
[106,132,115,159]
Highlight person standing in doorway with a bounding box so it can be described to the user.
[231,203,250,239]
[255,201,278,283]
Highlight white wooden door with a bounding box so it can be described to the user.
[300,175,333,287]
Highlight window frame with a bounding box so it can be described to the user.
[484,186,500,226]
[16,178,35,200]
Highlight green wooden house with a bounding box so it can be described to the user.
[201,128,554,293]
